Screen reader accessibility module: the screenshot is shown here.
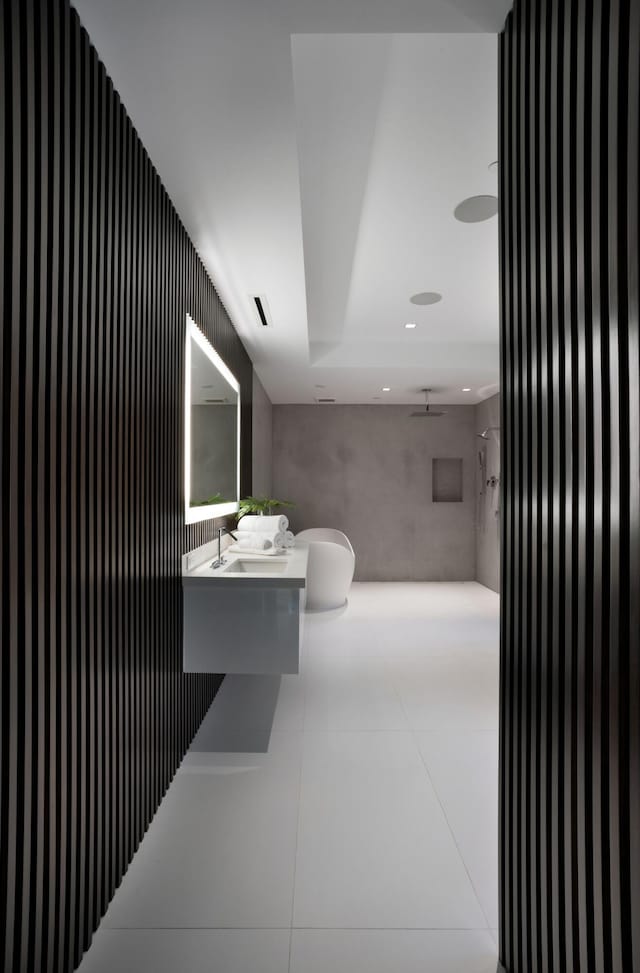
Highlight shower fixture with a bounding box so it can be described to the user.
[410,388,446,418]
[477,426,500,439]
[478,449,487,495]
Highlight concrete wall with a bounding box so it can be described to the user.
[272,404,477,581]
[475,393,500,592]
[252,372,273,497]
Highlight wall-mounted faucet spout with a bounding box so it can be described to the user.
[211,525,238,569]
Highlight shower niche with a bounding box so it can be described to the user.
[432,458,463,502]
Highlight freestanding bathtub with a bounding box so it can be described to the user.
[295,528,355,611]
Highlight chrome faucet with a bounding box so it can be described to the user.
[211,525,238,569]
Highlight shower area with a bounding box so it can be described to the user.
[475,395,501,592]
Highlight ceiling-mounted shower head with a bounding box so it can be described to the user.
[410,388,446,418]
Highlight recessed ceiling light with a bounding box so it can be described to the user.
[462,387,471,392]
[382,387,391,392]
[405,322,417,329]
[410,291,442,306]
[454,195,498,223]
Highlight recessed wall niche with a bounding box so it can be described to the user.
[432,458,463,502]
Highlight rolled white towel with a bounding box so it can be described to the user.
[234,532,274,549]
[229,536,271,552]
[237,514,288,534]
[284,530,295,548]
[235,530,285,549]
[227,544,285,557]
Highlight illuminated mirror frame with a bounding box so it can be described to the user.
[185,314,241,524]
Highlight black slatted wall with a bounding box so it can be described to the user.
[499,1,639,971]
[0,1,253,970]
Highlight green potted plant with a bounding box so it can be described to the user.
[238,496,295,519]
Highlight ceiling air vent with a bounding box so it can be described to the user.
[316,397,336,404]
[205,398,228,404]
[251,294,271,328]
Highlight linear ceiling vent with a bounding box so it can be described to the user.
[251,294,272,328]
[315,397,336,403]
[205,398,228,404]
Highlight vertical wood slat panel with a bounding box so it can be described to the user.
[1,1,253,970]
[627,2,640,968]
[0,4,7,972]
[499,1,640,971]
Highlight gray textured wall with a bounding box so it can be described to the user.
[252,372,273,496]
[272,404,477,581]
[475,394,500,593]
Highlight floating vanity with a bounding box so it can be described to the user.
[181,315,307,676]
[182,540,308,674]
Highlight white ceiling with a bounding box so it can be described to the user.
[73,0,511,405]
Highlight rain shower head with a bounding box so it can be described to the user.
[410,389,446,418]
[477,426,500,439]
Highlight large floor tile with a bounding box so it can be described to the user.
[293,732,486,929]
[290,929,498,973]
[383,616,499,655]
[304,583,499,661]
[303,616,389,658]
[345,582,498,623]
[303,655,409,731]
[271,673,306,733]
[390,652,498,731]
[103,733,301,929]
[78,928,290,973]
[416,731,499,928]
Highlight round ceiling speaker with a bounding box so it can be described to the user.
[410,291,442,306]
[454,194,499,223]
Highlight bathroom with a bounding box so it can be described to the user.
[3,2,639,973]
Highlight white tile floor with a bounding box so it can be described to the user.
[78,582,500,973]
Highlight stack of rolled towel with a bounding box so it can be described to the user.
[228,514,295,556]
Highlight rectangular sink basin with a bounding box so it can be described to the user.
[224,560,287,575]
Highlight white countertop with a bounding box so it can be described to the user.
[182,539,308,589]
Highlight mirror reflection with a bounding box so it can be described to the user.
[185,315,240,523]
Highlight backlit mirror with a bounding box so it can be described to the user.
[185,314,240,523]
